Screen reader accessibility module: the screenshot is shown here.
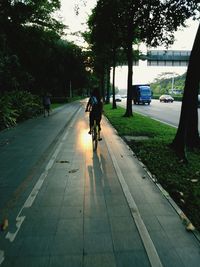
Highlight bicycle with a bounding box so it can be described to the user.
[85,106,102,151]
[91,119,99,150]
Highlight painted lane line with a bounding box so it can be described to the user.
[6,216,25,242]
[104,133,163,267]
[0,251,4,265]
[62,129,69,141]
[45,143,62,171]
[4,107,81,245]
[0,107,82,266]
[23,181,45,208]
[149,116,177,128]
[133,110,177,128]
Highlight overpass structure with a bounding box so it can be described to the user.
[146,50,190,66]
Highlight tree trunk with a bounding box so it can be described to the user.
[124,37,133,117]
[171,23,200,159]
[112,47,117,109]
[100,69,105,101]
[105,66,110,104]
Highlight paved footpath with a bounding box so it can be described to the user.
[0,100,200,267]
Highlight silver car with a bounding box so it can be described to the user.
[159,94,174,103]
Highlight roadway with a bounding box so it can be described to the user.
[119,99,200,130]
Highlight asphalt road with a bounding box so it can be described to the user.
[119,99,200,130]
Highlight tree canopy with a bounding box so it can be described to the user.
[0,0,90,97]
[85,0,199,116]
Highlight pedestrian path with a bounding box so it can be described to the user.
[0,101,199,267]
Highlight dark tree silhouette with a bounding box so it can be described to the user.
[171,23,200,161]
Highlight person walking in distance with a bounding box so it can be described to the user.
[85,87,103,141]
[43,93,51,117]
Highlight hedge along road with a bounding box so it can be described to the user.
[119,98,200,131]
[0,101,82,224]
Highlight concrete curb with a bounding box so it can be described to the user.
[104,116,200,243]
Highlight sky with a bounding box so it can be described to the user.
[59,0,199,87]
[60,0,96,46]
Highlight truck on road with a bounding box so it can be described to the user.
[132,84,152,105]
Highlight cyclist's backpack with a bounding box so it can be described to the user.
[90,96,99,112]
[91,96,98,106]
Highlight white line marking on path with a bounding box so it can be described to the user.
[6,216,25,242]
[4,108,81,246]
[0,251,4,265]
[104,130,163,267]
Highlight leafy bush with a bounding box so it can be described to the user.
[7,90,42,120]
[0,95,18,129]
[0,90,43,130]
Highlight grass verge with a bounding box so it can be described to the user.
[51,103,65,109]
[51,97,84,109]
[104,104,200,231]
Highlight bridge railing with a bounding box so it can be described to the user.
[146,50,190,66]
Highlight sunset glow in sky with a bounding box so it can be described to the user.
[59,0,199,86]
[60,0,198,49]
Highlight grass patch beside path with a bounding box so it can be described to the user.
[51,103,64,109]
[51,97,84,109]
[104,104,200,231]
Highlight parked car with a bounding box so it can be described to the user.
[115,95,122,102]
[159,94,174,103]
[121,95,127,99]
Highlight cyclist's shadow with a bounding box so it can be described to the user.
[87,152,107,194]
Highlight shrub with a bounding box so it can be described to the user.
[0,90,43,130]
[0,95,18,130]
[7,90,43,121]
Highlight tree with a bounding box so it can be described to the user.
[171,23,200,161]
[18,28,88,96]
[105,0,199,117]
[1,0,64,32]
[86,0,125,106]
[0,1,90,97]
[0,0,64,93]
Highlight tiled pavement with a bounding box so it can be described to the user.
[0,101,200,267]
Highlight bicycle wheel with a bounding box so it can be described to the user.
[92,122,98,150]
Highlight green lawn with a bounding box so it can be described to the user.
[51,96,84,110]
[51,103,65,109]
[104,104,200,231]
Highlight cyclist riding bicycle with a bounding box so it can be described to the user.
[85,87,103,141]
